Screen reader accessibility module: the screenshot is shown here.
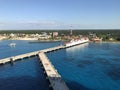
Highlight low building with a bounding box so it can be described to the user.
[92,37,102,42]
[53,32,58,37]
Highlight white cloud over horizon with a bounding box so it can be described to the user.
[0,21,120,30]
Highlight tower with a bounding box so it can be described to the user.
[70,25,72,35]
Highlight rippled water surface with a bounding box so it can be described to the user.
[0,40,60,90]
[47,43,120,90]
[0,57,50,90]
[0,40,60,59]
[0,40,120,90]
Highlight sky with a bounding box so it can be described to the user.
[0,0,120,30]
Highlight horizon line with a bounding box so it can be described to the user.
[0,29,120,31]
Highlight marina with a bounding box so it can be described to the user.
[0,40,120,90]
[0,45,68,90]
[0,40,89,90]
[0,38,89,64]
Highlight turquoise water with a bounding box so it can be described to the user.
[47,43,120,90]
[0,40,120,90]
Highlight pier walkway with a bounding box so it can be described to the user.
[0,45,69,90]
[0,45,65,64]
[38,52,69,90]
[0,42,89,90]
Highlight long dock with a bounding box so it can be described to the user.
[0,45,69,89]
[0,43,89,90]
[0,45,65,64]
[0,45,69,90]
[38,52,69,90]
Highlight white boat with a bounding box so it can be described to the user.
[9,43,16,47]
[65,37,89,47]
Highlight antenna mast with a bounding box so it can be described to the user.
[70,24,72,35]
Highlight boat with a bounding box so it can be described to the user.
[65,37,89,47]
[9,43,16,47]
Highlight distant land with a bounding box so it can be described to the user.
[0,29,120,35]
[0,29,120,33]
[0,29,120,42]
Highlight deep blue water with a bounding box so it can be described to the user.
[46,43,120,90]
[0,57,50,90]
[0,40,120,90]
[0,40,60,90]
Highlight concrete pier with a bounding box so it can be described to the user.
[41,45,65,53]
[0,45,68,89]
[0,43,88,89]
[0,45,65,64]
[38,52,69,90]
[0,51,38,64]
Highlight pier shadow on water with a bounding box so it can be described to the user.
[0,76,51,90]
[0,57,51,90]
[66,80,91,90]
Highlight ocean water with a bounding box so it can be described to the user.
[0,57,50,90]
[0,40,60,90]
[46,43,120,90]
[0,40,120,90]
[0,40,60,59]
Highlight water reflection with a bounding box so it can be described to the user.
[47,43,120,90]
[65,43,89,62]
[66,43,89,53]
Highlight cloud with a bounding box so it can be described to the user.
[69,23,120,29]
[0,22,8,26]
[0,21,64,30]
[0,21,120,30]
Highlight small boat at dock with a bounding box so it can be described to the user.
[9,43,16,47]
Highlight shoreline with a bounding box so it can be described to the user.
[0,39,120,43]
[101,41,120,43]
[0,39,67,43]
[90,41,120,43]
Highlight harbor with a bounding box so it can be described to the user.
[0,0,120,89]
[0,39,89,65]
[0,37,91,90]
[0,39,90,90]
[0,45,65,64]
[0,40,120,90]
[0,45,68,90]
